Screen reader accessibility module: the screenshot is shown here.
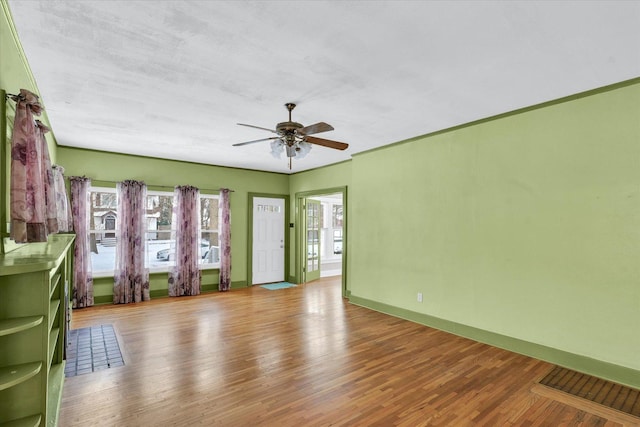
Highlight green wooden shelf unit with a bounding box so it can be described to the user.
[0,234,74,427]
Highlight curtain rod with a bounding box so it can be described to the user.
[90,179,233,193]
[5,92,26,101]
[148,184,235,193]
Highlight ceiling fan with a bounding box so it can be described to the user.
[234,103,349,169]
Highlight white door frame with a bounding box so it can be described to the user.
[247,193,289,286]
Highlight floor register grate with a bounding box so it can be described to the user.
[539,366,640,418]
[65,324,124,377]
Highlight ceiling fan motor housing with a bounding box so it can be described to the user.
[276,121,304,148]
[276,121,303,133]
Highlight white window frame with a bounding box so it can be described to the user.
[88,186,221,277]
[146,189,177,274]
[198,193,221,269]
[88,186,118,277]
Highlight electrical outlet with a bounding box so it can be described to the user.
[417,292,423,303]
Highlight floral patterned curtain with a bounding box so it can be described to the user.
[113,180,150,304]
[52,165,73,232]
[36,120,59,234]
[70,176,94,308]
[168,185,201,296]
[219,188,232,291]
[9,89,56,243]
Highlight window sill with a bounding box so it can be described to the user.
[92,265,220,279]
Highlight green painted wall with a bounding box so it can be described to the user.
[1,1,57,253]
[58,146,289,301]
[289,161,352,195]
[349,81,640,380]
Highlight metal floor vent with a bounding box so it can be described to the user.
[65,324,124,377]
[539,366,640,418]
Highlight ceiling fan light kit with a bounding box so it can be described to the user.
[234,103,348,170]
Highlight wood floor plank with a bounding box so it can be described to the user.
[60,277,629,426]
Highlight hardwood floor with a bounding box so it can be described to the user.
[60,277,634,426]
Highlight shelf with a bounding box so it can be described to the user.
[0,316,43,337]
[48,328,59,365]
[49,273,60,299]
[48,300,60,330]
[46,363,65,427]
[0,414,42,427]
[0,235,75,276]
[0,362,42,391]
[0,234,74,426]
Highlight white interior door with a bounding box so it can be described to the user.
[252,197,285,284]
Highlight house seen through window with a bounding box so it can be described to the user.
[89,187,220,276]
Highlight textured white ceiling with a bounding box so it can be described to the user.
[7,1,640,174]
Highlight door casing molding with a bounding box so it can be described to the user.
[247,193,290,286]
[294,186,348,297]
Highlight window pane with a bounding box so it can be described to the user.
[333,205,343,228]
[90,191,117,242]
[90,232,116,273]
[200,231,220,264]
[333,229,343,255]
[147,194,173,240]
[200,196,220,265]
[90,189,118,274]
[147,233,176,268]
[200,197,219,231]
[145,193,172,270]
[93,192,117,209]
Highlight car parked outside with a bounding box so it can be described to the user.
[156,241,210,262]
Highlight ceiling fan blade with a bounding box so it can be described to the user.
[298,122,334,136]
[237,123,278,133]
[303,136,349,150]
[233,137,280,147]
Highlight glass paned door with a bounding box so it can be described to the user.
[305,199,321,282]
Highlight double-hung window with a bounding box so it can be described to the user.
[199,194,221,265]
[146,190,175,270]
[332,204,343,255]
[88,186,220,277]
